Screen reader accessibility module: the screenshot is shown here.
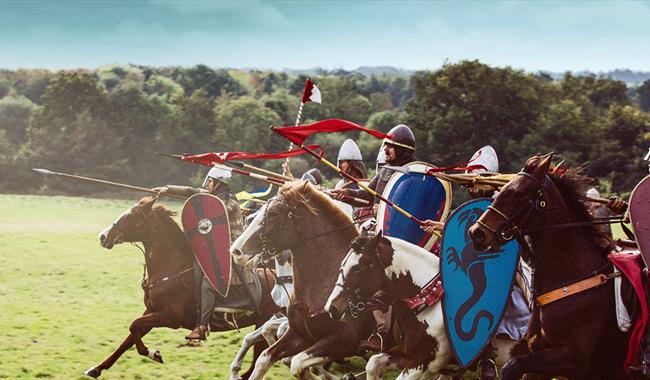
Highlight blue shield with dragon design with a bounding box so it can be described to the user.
[376,162,452,252]
[441,198,519,367]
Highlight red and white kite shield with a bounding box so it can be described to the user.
[181,193,232,297]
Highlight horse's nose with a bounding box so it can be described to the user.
[468,224,488,251]
[99,233,106,243]
[328,304,341,320]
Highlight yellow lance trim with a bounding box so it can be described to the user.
[237,184,273,208]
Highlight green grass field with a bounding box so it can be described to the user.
[0,194,296,380]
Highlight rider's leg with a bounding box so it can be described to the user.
[186,275,216,341]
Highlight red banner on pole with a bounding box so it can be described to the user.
[180,145,324,166]
[272,118,392,146]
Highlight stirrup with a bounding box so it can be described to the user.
[369,332,385,352]
[477,358,497,380]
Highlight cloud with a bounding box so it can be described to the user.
[148,0,287,26]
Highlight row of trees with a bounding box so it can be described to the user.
[1,61,649,198]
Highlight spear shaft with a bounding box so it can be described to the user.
[272,135,425,226]
[32,168,186,200]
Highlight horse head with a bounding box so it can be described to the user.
[325,230,393,321]
[469,153,559,252]
[231,181,321,268]
[99,196,158,249]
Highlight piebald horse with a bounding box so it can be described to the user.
[326,232,530,379]
[231,181,375,379]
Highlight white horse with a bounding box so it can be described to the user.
[231,252,294,380]
[325,231,528,380]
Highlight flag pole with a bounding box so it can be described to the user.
[282,77,316,176]
[156,153,369,206]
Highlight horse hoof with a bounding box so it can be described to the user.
[84,367,101,378]
[147,349,164,363]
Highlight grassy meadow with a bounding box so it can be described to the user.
[0,194,295,380]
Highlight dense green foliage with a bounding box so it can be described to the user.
[1,61,649,197]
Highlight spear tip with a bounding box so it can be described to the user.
[33,168,53,175]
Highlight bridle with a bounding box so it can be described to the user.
[258,196,299,263]
[256,195,356,265]
[476,171,552,246]
[333,238,393,319]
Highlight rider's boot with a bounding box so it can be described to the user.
[477,336,498,380]
[185,324,209,341]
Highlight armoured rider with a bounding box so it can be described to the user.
[427,146,531,380]
[155,167,249,341]
[333,139,369,220]
[332,124,417,352]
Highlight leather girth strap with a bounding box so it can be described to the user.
[536,272,621,306]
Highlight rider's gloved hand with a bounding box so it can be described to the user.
[607,197,628,215]
[420,220,444,234]
[329,188,348,200]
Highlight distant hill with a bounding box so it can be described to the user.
[541,69,650,85]
[277,65,650,85]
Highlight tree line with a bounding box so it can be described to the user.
[1,61,649,198]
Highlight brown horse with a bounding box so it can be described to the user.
[231,181,375,379]
[469,154,631,380]
[85,196,280,379]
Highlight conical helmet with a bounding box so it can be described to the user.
[384,124,415,151]
[202,166,232,188]
[301,168,323,186]
[337,139,363,166]
[376,149,387,172]
[467,145,499,174]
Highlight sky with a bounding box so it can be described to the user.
[1,0,649,72]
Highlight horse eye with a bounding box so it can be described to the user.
[351,265,361,273]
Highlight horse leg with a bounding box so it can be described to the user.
[366,353,404,380]
[230,325,264,380]
[241,332,271,380]
[261,315,282,345]
[128,311,178,364]
[248,326,311,380]
[500,347,576,380]
[84,333,138,378]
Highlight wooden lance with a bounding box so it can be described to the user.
[32,168,186,200]
[270,127,431,229]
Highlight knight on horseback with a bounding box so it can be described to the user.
[155,167,253,341]
[331,123,417,352]
[421,146,532,380]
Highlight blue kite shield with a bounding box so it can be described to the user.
[376,162,452,252]
[441,198,519,368]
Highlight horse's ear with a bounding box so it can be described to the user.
[366,230,383,251]
[141,196,157,213]
[533,152,554,177]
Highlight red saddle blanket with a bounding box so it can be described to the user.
[608,252,648,373]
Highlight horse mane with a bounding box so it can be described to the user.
[523,160,612,249]
[138,197,193,255]
[279,181,358,236]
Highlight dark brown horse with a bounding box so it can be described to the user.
[469,154,631,380]
[231,181,375,379]
[85,196,280,379]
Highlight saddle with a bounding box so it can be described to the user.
[608,244,648,372]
